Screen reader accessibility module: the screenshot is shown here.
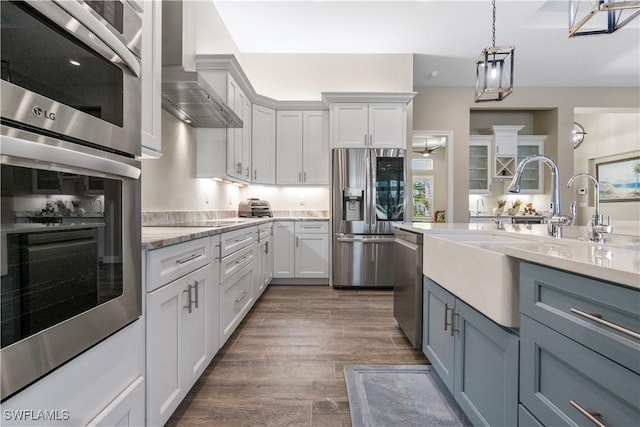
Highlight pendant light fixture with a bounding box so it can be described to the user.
[474,0,515,102]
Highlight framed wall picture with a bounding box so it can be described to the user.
[596,156,640,202]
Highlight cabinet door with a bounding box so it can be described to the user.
[146,278,185,426]
[302,111,329,185]
[265,235,274,284]
[276,111,303,184]
[257,239,268,297]
[516,137,545,194]
[469,136,491,194]
[453,298,519,427]
[241,97,252,180]
[422,277,455,392]
[251,105,276,184]
[295,233,329,278]
[331,103,369,148]
[368,103,405,148]
[207,237,221,362]
[181,266,210,391]
[273,221,295,278]
[140,0,161,156]
[226,77,243,179]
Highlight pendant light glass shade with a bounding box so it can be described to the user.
[475,45,515,102]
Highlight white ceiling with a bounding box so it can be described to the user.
[211,0,640,87]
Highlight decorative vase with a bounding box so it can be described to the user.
[493,207,504,216]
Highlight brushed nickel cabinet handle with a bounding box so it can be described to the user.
[570,400,606,427]
[303,172,307,182]
[245,166,250,177]
[192,282,199,309]
[183,286,192,313]
[299,172,302,182]
[254,169,257,180]
[570,307,640,340]
[235,290,249,304]
[176,253,200,264]
[444,302,451,331]
[451,310,459,336]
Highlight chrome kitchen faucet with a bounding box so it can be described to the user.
[567,173,614,243]
[508,155,573,237]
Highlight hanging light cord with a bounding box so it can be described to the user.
[492,0,496,48]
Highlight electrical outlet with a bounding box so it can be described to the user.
[578,188,587,195]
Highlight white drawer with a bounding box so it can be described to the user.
[220,244,255,283]
[146,237,211,292]
[257,223,272,241]
[220,263,254,345]
[220,227,257,258]
[294,221,328,234]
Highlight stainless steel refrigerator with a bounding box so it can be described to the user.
[332,148,405,288]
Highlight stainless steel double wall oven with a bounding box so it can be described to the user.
[0,0,142,401]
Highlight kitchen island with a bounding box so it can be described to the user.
[394,222,640,426]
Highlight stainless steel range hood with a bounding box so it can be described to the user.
[161,1,242,128]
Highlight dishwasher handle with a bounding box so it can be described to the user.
[394,237,420,251]
[335,235,396,243]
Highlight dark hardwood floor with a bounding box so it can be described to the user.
[167,285,429,426]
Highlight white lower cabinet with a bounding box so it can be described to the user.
[87,376,145,427]
[257,223,274,297]
[273,220,329,280]
[219,227,258,346]
[220,262,255,345]
[147,263,212,427]
[295,233,329,277]
[273,221,295,278]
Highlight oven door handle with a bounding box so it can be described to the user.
[1,135,141,180]
[27,0,141,78]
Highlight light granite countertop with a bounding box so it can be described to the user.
[142,217,329,250]
[394,222,639,289]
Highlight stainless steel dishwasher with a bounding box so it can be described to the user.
[393,228,424,349]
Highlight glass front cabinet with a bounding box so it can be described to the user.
[469,136,492,194]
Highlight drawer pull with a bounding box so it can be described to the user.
[234,236,251,243]
[176,253,200,264]
[570,308,640,340]
[301,225,322,229]
[570,400,606,427]
[235,290,249,304]
[451,310,459,336]
[234,255,249,265]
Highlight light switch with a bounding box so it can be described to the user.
[578,188,587,195]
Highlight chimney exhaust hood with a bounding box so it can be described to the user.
[161,1,242,128]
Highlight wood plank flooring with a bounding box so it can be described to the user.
[167,285,429,426]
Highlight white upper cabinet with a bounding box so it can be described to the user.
[329,101,408,149]
[141,0,162,157]
[303,111,330,185]
[276,110,329,185]
[195,70,251,183]
[331,104,369,147]
[368,104,406,148]
[251,105,276,184]
[276,111,303,185]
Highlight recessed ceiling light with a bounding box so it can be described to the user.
[69,60,81,66]
[184,119,192,124]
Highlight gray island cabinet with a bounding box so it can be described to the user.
[519,262,640,427]
[422,262,640,427]
[423,277,519,427]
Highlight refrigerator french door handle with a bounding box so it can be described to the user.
[370,149,377,233]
